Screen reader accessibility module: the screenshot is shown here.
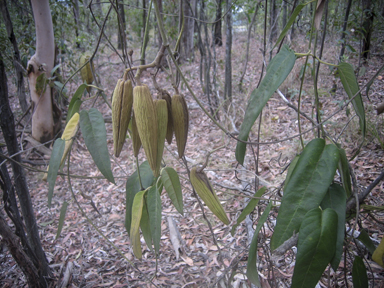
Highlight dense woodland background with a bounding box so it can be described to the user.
[1,0,384,287]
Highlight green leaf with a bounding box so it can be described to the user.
[284,155,300,190]
[291,208,338,288]
[47,138,65,207]
[67,84,87,123]
[338,62,366,138]
[352,256,368,288]
[357,229,376,255]
[236,45,296,164]
[35,72,48,95]
[246,202,272,286]
[274,3,306,48]
[125,161,154,236]
[147,184,162,253]
[55,201,68,239]
[338,147,351,197]
[271,138,340,250]
[373,236,384,268]
[160,167,183,215]
[130,190,146,259]
[231,187,267,236]
[140,199,153,251]
[79,108,115,183]
[320,183,346,271]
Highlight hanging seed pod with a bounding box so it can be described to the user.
[154,99,168,177]
[171,94,189,158]
[133,85,158,173]
[112,79,133,157]
[79,54,94,92]
[190,167,230,225]
[131,112,142,157]
[160,90,173,145]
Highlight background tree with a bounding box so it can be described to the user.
[214,0,223,46]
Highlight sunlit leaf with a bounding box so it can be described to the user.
[130,190,146,259]
[80,108,115,183]
[373,236,384,268]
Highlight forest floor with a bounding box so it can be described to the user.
[1,31,384,287]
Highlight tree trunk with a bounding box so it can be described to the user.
[180,0,195,61]
[28,0,60,144]
[0,0,28,113]
[282,0,287,28]
[224,0,232,110]
[339,0,352,60]
[214,0,223,46]
[0,53,51,288]
[73,0,81,48]
[362,0,373,59]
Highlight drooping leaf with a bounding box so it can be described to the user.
[338,147,351,197]
[67,84,87,123]
[271,138,340,250]
[160,167,183,215]
[80,108,115,183]
[372,236,384,268]
[274,4,306,48]
[357,229,377,255]
[55,201,68,239]
[352,256,368,288]
[147,184,162,253]
[320,183,346,271]
[231,187,267,236]
[60,113,80,167]
[314,0,325,30]
[125,161,154,236]
[140,199,153,251]
[236,45,296,164]
[47,138,65,207]
[291,208,338,288]
[246,202,272,286]
[338,62,366,138]
[130,190,146,259]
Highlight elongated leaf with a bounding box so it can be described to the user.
[140,199,153,251]
[67,84,87,123]
[47,138,65,207]
[147,185,162,253]
[56,201,68,239]
[338,62,366,137]
[236,45,296,164]
[274,4,306,48]
[271,139,340,250]
[352,256,368,288]
[284,155,300,190]
[80,108,115,183]
[338,147,351,197]
[125,161,154,236]
[291,208,338,288]
[60,113,80,168]
[373,236,384,268]
[247,202,272,286]
[130,190,146,259]
[231,187,267,236]
[357,229,376,255]
[160,167,183,215]
[320,183,346,271]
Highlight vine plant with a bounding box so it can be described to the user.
[44,0,384,287]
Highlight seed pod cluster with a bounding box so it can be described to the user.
[171,94,189,158]
[112,78,133,157]
[190,167,230,225]
[79,54,94,92]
